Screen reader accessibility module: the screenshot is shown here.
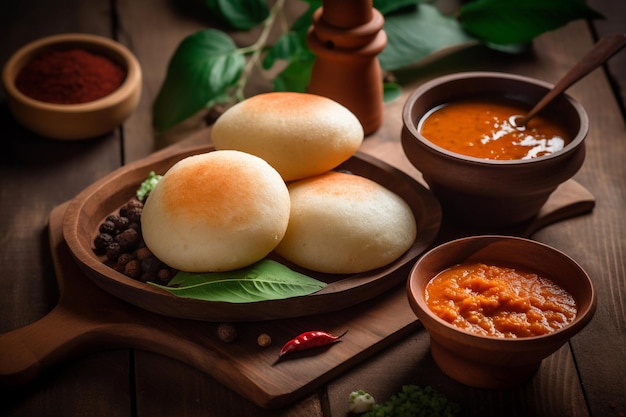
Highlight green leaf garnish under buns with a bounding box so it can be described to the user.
[150,260,326,303]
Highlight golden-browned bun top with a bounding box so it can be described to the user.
[141,150,290,272]
[212,92,364,181]
[275,171,417,274]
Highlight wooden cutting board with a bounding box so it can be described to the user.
[0,179,595,408]
[0,202,421,409]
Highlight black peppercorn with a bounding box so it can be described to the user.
[120,199,141,217]
[99,220,116,235]
[128,222,141,232]
[94,197,169,283]
[116,253,134,268]
[141,256,161,274]
[135,246,153,261]
[156,268,172,284]
[124,259,141,278]
[217,323,238,343]
[140,272,156,283]
[113,216,130,231]
[115,228,139,250]
[94,233,114,250]
[127,199,143,209]
[126,206,142,223]
[105,242,122,261]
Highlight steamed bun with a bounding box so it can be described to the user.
[212,92,364,181]
[141,150,290,272]
[275,172,417,274]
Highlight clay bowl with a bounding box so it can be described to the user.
[2,33,142,140]
[407,235,597,389]
[401,71,588,229]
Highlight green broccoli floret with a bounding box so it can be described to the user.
[361,385,460,417]
[136,171,163,201]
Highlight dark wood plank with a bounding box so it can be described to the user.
[134,352,324,417]
[588,0,626,115]
[0,1,128,416]
[1,351,132,417]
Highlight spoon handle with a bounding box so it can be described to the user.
[521,32,626,125]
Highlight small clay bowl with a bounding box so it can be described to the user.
[407,235,596,389]
[401,71,588,229]
[2,33,142,140]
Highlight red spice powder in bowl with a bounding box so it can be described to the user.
[2,33,142,140]
[15,48,126,105]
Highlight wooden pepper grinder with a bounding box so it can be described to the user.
[306,0,387,135]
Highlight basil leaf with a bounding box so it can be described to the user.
[380,4,475,71]
[459,0,604,46]
[151,260,327,303]
[152,29,245,133]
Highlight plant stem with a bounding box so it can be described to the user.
[235,0,286,101]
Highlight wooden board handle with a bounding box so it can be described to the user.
[0,305,103,387]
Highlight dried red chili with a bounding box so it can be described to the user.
[15,48,126,104]
[278,330,347,358]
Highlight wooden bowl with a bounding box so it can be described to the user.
[63,144,441,322]
[407,235,597,389]
[401,72,588,229]
[2,33,142,140]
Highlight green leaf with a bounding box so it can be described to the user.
[136,171,162,202]
[262,32,304,70]
[379,4,475,71]
[374,0,419,15]
[202,0,269,30]
[152,29,245,133]
[151,260,327,303]
[383,82,402,103]
[459,0,604,46]
[263,0,316,83]
[273,49,316,92]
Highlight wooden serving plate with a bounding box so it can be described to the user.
[62,144,442,321]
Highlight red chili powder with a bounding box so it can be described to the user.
[15,48,126,104]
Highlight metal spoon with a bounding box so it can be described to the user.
[513,32,626,128]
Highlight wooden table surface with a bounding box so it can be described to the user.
[1,1,625,416]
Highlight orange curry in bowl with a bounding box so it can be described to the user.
[419,98,571,160]
[424,262,577,338]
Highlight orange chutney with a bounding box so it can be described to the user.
[419,98,571,160]
[425,263,577,338]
